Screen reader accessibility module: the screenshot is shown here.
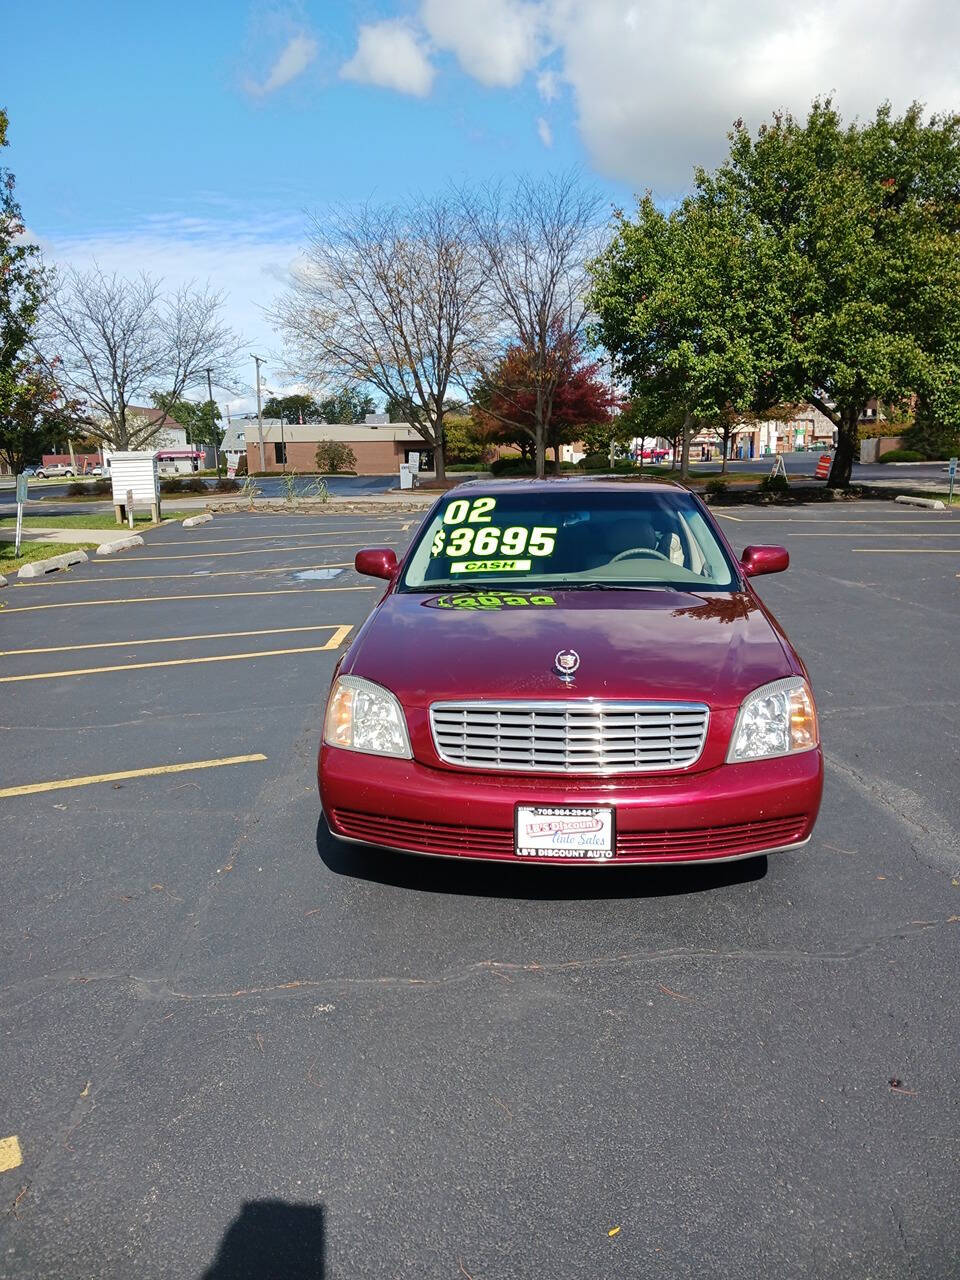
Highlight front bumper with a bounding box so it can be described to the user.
[319,746,823,866]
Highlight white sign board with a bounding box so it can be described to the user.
[407,451,421,471]
[398,463,416,490]
[106,451,160,505]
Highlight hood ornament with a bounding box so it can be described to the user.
[554,649,580,681]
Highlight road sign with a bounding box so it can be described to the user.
[14,473,28,556]
[949,457,958,477]
[949,457,957,505]
[815,454,832,479]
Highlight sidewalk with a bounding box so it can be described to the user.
[0,526,149,546]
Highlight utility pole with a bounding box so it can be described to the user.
[204,367,219,474]
[252,355,266,472]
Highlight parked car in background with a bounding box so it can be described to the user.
[34,463,76,478]
[20,466,37,477]
[88,465,103,476]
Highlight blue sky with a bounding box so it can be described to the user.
[4,0,957,409]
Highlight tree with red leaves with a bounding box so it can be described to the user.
[473,328,619,472]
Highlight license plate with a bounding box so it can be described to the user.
[514,806,615,861]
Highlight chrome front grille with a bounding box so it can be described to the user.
[429,700,710,774]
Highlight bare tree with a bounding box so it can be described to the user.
[465,172,603,478]
[41,267,240,450]
[276,195,486,481]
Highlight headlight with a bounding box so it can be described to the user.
[323,674,412,759]
[727,677,818,763]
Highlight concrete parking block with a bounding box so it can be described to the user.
[16,549,88,579]
[96,534,144,555]
[0,573,7,588]
[182,513,213,527]
[895,494,946,509]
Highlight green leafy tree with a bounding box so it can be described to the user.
[443,414,488,463]
[589,185,783,479]
[0,108,70,474]
[315,440,357,473]
[317,389,375,423]
[263,393,321,423]
[151,393,221,447]
[590,99,960,487]
[695,100,960,486]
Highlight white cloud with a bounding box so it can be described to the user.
[536,68,559,102]
[340,21,435,97]
[421,0,544,86]
[552,1,960,188]
[537,116,553,147]
[245,32,318,97]
[378,0,960,190]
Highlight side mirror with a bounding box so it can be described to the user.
[740,545,789,577]
[355,548,398,580]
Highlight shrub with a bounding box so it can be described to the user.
[760,472,790,495]
[315,440,357,473]
[705,477,730,497]
[67,479,110,496]
[213,477,240,492]
[877,448,925,463]
[489,456,535,476]
[160,475,208,494]
[898,414,959,460]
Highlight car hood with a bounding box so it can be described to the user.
[344,588,796,710]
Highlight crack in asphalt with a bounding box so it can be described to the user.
[2,915,956,1014]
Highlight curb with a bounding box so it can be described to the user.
[208,497,433,514]
[16,549,88,579]
[895,494,946,510]
[96,535,144,556]
[182,513,213,527]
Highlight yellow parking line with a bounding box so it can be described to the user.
[0,631,353,684]
[0,754,268,800]
[715,513,743,522]
[14,561,352,587]
[0,1136,22,1173]
[98,541,393,563]
[0,584,377,614]
[0,623,347,658]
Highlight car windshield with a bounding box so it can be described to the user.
[400,487,740,592]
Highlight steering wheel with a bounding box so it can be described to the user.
[610,546,671,563]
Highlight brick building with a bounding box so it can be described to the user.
[243,419,428,475]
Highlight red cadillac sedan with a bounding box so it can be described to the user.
[319,480,822,866]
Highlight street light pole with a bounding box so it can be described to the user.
[252,355,266,472]
[266,388,287,473]
[204,367,219,474]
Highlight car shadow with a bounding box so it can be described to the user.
[199,1199,324,1279]
[316,818,767,901]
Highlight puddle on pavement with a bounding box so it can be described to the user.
[293,568,343,581]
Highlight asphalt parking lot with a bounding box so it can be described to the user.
[1,500,958,1279]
